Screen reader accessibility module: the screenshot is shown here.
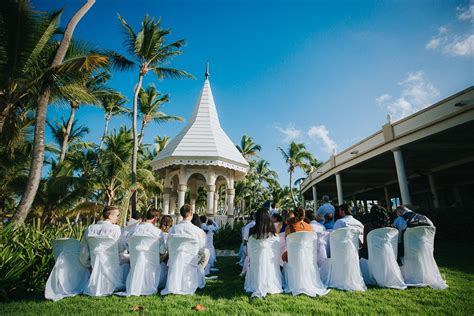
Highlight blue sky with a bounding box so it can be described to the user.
[33,0,473,186]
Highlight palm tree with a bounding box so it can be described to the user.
[60,70,110,163]
[13,0,98,224]
[278,141,314,207]
[47,118,90,162]
[137,84,182,146]
[236,135,261,160]
[117,14,192,213]
[154,135,170,155]
[98,92,128,151]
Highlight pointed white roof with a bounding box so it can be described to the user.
[151,78,249,176]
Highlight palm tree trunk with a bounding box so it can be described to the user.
[137,118,147,146]
[98,113,111,151]
[131,71,145,213]
[289,171,297,207]
[59,104,77,163]
[13,0,96,225]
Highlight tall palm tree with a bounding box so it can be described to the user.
[14,0,98,224]
[60,70,110,163]
[117,14,192,213]
[236,135,261,160]
[278,141,314,207]
[255,159,278,187]
[137,84,182,146]
[98,92,128,151]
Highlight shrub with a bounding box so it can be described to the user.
[213,221,244,251]
[0,219,85,299]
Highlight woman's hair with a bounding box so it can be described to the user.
[191,213,201,227]
[249,207,276,240]
[160,215,173,231]
[368,205,389,228]
[294,207,306,221]
[305,210,315,223]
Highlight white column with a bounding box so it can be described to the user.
[162,187,171,215]
[213,192,219,215]
[177,184,187,211]
[227,188,235,226]
[207,184,215,217]
[392,148,412,205]
[312,185,318,213]
[384,186,392,211]
[169,194,177,215]
[427,173,439,209]
[335,173,343,205]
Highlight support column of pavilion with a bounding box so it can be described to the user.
[392,147,412,206]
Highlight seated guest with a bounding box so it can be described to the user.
[119,210,143,263]
[360,205,390,259]
[282,207,314,262]
[305,211,326,233]
[315,195,335,229]
[159,215,173,288]
[333,204,364,245]
[80,205,122,268]
[280,209,294,234]
[190,212,210,272]
[130,209,161,239]
[199,215,219,232]
[161,204,206,295]
[248,207,278,240]
[393,205,433,260]
[271,213,283,233]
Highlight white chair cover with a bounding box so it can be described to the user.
[361,228,406,289]
[316,231,329,268]
[161,235,204,295]
[83,237,125,296]
[324,228,366,291]
[286,232,329,297]
[45,238,90,301]
[401,226,448,290]
[122,236,161,296]
[244,235,283,298]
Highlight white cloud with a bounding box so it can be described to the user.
[457,4,474,21]
[375,94,392,105]
[307,125,338,155]
[276,125,301,143]
[445,34,474,56]
[426,37,441,49]
[438,26,448,34]
[378,71,440,121]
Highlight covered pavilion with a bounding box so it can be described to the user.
[301,86,474,212]
[151,65,249,223]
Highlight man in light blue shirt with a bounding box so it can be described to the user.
[315,195,335,229]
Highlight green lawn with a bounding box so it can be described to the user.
[1,242,473,315]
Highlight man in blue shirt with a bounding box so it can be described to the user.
[315,195,335,229]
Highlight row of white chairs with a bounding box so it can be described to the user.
[45,235,206,301]
[244,226,447,298]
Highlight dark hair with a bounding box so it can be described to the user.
[103,205,119,219]
[250,211,257,220]
[271,203,276,208]
[369,205,389,228]
[180,204,192,218]
[145,209,160,220]
[249,207,276,240]
[199,215,207,224]
[322,195,330,202]
[305,210,315,222]
[271,213,282,222]
[160,215,173,229]
[339,204,352,215]
[191,213,201,227]
[294,207,306,221]
[131,211,142,220]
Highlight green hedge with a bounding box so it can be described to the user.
[213,221,244,251]
[0,220,85,299]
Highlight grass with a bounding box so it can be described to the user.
[1,242,473,315]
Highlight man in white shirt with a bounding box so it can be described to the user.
[333,204,364,244]
[306,211,326,233]
[80,205,122,268]
[129,209,162,239]
[316,195,336,229]
[119,211,143,263]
